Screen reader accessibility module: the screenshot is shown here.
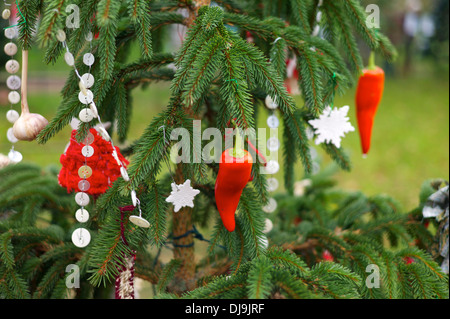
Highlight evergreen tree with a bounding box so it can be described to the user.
[0,0,447,299]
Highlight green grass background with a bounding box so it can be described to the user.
[1,49,448,212]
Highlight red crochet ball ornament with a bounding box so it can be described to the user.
[58,128,129,196]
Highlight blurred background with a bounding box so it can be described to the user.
[0,0,448,212]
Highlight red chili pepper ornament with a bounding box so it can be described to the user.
[355,51,385,157]
[215,128,253,232]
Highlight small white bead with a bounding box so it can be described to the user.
[83,53,95,66]
[2,9,11,20]
[78,90,94,105]
[267,137,280,152]
[262,198,277,213]
[263,218,273,233]
[78,180,91,192]
[71,228,91,248]
[6,75,21,90]
[8,91,21,104]
[7,128,19,143]
[56,29,66,42]
[267,115,280,129]
[265,95,278,110]
[85,31,93,42]
[5,59,19,74]
[316,11,323,22]
[264,160,280,175]
[4,42,17,56]
[6,110,20,124]
[64,51,75,66]
[75,208,90,223]
[312,25,321,37]
[79,108,95,123]
[8,149,22,163]
[267,178,279,192]
[81,145,94,158]
[75,192,90,207]
[129,215,150,228]
[4,28,16,39]
[81,73,95,88]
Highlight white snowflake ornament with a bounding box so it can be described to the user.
[166,179,200,213]
[308,105,355,148]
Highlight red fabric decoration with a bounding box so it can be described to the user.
[58,128,129,196]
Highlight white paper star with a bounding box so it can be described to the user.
[308,105,355,148]
[166,179,200,213]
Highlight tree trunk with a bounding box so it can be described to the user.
[167,0,211,296]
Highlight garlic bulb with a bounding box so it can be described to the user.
[13,112,49,141]
[12,50,48,141]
